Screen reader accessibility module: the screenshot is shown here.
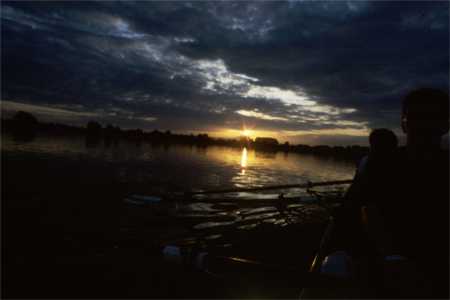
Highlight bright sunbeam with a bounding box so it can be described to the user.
[242,129,252,137]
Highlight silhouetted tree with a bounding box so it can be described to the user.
[11,111,38,142]
[254,137,279,152]
[13,111,38,125]
[239,136,251,146]
[104,124,117,147]
[86,121,102,147]
[86,121,102,135]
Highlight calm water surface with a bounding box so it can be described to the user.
[3,134,356,298]
[2,134,356,194]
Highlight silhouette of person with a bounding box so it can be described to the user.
[334,129,399,258]
[356,128,398,178]
[384,88,449,298]
[334,88,449,298]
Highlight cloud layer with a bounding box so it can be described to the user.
[2,1,448,144]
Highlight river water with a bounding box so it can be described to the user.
[2,134,356,194]
[2,133,358,297]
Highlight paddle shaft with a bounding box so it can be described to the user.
[200,254,350,287]
[188,179,353,195]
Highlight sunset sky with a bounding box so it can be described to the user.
[1,1,449,145]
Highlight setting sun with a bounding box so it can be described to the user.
[242,129,252,137]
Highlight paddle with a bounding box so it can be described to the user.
[162,180,356,291]
[187,179,353,196]
[162,244,351,287]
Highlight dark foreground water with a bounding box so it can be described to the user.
[2,134,355,298]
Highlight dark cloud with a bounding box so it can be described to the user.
[1,1,448,143]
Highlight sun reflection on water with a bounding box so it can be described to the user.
[2,134,355,191]
[240,147,248,175]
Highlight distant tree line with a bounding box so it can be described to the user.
[1,111,369,162]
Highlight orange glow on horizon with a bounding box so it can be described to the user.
[242,129,252,137]
[213,128,279,140]
[183,126,370,145]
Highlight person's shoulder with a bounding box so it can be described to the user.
[396,146,407,155]
[356,155,368,176]
[438,148,449,157]
[438,148,449,164]
[393,146,408,165]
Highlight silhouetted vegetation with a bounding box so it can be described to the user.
[1,112,369,162]
[8,111,39,142]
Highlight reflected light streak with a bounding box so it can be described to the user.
[240,147,248,174]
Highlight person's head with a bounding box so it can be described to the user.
[401,88,449,147]
[369,128,398,156]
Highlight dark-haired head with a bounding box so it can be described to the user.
[369,128,398,153]
[401,88,449,147]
